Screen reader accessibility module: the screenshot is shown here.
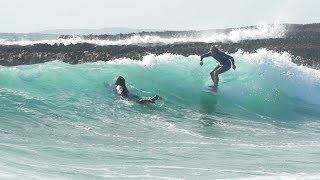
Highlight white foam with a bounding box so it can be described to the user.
[242,173,320,180]
[105,53,196,68]
[233,48,320,105]
[0,22,285,46]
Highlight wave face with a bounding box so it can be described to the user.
[1,49,320,179]
[0,22,285,46]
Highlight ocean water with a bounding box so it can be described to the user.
[1,48,320,179]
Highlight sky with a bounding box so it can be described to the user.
[0,0,319,33]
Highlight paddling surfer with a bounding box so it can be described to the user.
[115,76,161,104]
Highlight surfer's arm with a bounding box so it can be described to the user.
[116,85,128,97]
[118,90,127,98]
[200,52,212,65]
[200,52,212,60]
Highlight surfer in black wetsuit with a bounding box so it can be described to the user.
[200,46,236,92]
[115,76,161,104]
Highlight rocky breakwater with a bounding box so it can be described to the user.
[0,23,319,69]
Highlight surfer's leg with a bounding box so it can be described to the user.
[138,99,154,104]
[210,65,221,86]
[137,95,160,104]
[213,64,231,90]
[213,66,224,91]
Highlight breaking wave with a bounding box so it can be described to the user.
[0,22,285,46]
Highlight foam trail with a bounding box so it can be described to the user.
[0,22,285,46]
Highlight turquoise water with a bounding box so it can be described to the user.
[1,50,320,179]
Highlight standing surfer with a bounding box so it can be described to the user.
[200,46,236,92]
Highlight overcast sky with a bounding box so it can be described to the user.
[0,0,319,33]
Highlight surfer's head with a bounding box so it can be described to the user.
[210,46,219,55]
[115,76,126,86]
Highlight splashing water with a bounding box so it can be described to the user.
[0,22,285,46]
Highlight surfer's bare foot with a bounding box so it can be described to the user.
[212,86,218,92]
[149,95,161,102]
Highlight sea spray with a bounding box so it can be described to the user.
[0,22,285,46]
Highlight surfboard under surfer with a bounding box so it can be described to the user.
[200,46,236,92]
[115,76,161,104]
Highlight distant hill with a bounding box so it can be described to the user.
[38,27,158,35]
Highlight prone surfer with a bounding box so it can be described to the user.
[200,46,236,92]
[115,76,161,104]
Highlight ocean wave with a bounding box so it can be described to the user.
[1,48,320,179]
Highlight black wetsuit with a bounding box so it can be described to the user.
[201,50,235,74]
